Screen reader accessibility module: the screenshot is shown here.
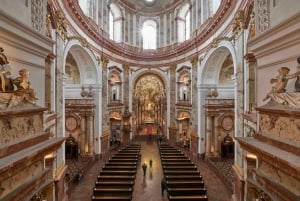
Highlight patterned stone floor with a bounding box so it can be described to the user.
[67,139,233,201]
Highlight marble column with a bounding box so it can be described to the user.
[101,57,110,135]
[190,57,198,144]
[86,113,94,155]
[123,65,130,107]
[80,112,86,154]
[213,116,219,156]
[168,65,176,139]
[205,115,212,156]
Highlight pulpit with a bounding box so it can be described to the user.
[221,134,234,158]
[65,134,78,159]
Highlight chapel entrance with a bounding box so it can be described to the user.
[132,74,166,137]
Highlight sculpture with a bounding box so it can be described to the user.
[0,48,38,108]
[263,66,300,101]
[0,47,14,92]
[294,57,300,92]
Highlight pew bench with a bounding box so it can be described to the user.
[92,195,132,201]
[102,165,137,171]
[93,187,132,196]
[161,159,191,163]
[105,162,137,166]
[108,159,138,163]
[163,166,198,171]
[100,170,136,176]
[162,162,195,166]
[164,170,200,175]
[168,195,208,201]
[167,180,205,188]
[97,175,135,181]
[95,181,134,188]
[166,175,202,181]
[167,187,207,196]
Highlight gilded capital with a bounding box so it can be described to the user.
[123,65,130,74]
[45,53,56,64]
[232,10,245,40]
[55,10,68,40]
[191,57,198,68]
[101,56,109,68]
[169,65,176,74]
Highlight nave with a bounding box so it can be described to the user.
[67,139,232,201]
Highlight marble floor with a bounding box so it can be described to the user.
[67,139,232,201]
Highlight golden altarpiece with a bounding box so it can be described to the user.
[133,74,166,138]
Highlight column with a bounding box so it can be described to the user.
[205,115,212,156]
[168,65,176,140]
[213,116,219,156]
[80,112,86,154]
[86,112,94,155]
[123,65,130,107]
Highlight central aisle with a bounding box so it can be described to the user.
[132,140,168,201]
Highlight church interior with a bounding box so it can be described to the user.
[0,0,299,201]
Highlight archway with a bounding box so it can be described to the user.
[63,42,100,155]
[199,44,236,157]
[132,73,166,139]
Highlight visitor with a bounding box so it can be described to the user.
[142,162,147,176]
[161,176,167,196]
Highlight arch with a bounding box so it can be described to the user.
[63,39,100,85]
[199,41,237,86]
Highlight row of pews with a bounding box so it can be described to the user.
[160,144,208,201]
[91,144,141,201]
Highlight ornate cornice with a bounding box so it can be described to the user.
[61,0,236,67]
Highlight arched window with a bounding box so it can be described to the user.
[210,0,221,16]
[109,3,122,42]
[142,20,157,49]
[177,3,191,43]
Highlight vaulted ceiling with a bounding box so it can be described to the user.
[116,0,183,16]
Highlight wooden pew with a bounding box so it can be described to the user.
[167,180,205,188]
[168,195,208,201]
[108,158,138,163]
[160,152,184,156]
[97,175,135,181]
[102,165,137,171]
[100,170,136,176]
[92,195,132,201]
[167,187,207,196]
[95,181,134,188]
[163,166,198,171]
[105,162,137,166]
[161,158,191,163]
[162,162,195,166]
[112,155,138,159]
[115,153,138,156]
[166,175,202,181]
[93,187,132,196]
[164,170,200,176]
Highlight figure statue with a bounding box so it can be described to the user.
[0,47,14,92]
[294,57,300,92]
[263,66,300,101]
[13,69,37,103]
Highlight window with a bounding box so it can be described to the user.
[142,20,157,49]
[177,3,191,43]
[211,0,221,15]
[185,11,190,40]
[109,3,122,42]
[109,11,114,40]
[78,0,88,15]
